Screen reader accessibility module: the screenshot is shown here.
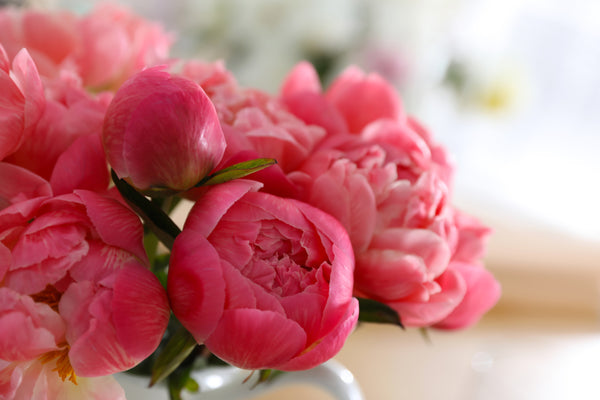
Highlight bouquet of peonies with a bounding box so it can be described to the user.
[0,4,500,399]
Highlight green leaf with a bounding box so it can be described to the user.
[251,369,284,389]
[357,297,404,328]
[419,327,433,344]
[197,158,277,186]
[150,325,198,387]
[111,170,181,249]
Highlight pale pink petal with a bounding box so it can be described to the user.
[390,268,467,327]
[168,231,225,343]
[205,309,306,370]
[355,249,427,300]
[305,161,376,252]
[362,118,432,170]
[50,134,109,196]
[112,263,170,361]
[434,262,501,330]
[0,288,65,361]
[368,228,451,280]
[325,66,403,133]
[280,62,322,97]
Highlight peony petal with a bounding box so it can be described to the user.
[50,134,109,196]
[278,297,358,371]
[0,288,65,361]
[368,228,451,280]
[0,163,52,210]
[168,231,225,343]
[61,283,136,376]
[111,263,170,361]
[279,62,322,97]
[434,262,501,330]
[75,190,147,264]
[390,268,467,327]
[325,66,403,133]
[355,249,427,300]
[205,309,306,370]
[184,179,262,236]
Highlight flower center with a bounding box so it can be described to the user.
[39,343,77,384]
[30,284,62,312]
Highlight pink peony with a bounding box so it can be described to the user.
[0,4,172,90]
[0,358,126,400]
[4,70,111,181]
[0,190,170,381]
[103,67,225,191]
[168,179,358,371]
[280,63,498,328]
[179,60,325,198]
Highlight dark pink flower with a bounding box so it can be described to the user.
[168,179,358,371]
[103,67,225,191]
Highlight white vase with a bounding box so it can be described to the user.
[116,360,364,400]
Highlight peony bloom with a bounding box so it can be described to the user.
[280,63,498,328]
[179,60,325,198]
[168,179,358,371]
[0,4,172,90]
[0,190,170,383]
[4,68,111,182]
[103,67,226,191]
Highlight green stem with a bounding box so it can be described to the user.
[111,170,181,249]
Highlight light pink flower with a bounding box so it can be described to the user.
[168,179,358,371]
[281,63,498,328]
[0,190,170,380]
[0,4,172,90]
[0,45,45,161]
[103,67,225,191]
[0,358,126,400]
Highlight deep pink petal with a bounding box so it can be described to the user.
[184,179,262,236]
[75,190,147,263]
[50,134,109,196]
[0,163,51,210]
[61,283,136,376]
[103,67,225,190]
[205,309,306,370]
[111,263,170,360]
[278,298,358,371]
[168,231,225,343]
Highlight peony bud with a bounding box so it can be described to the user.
[102,67,226,191]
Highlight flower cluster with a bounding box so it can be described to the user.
[0,4,499,399]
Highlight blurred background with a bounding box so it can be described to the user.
[28,0,600,398]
